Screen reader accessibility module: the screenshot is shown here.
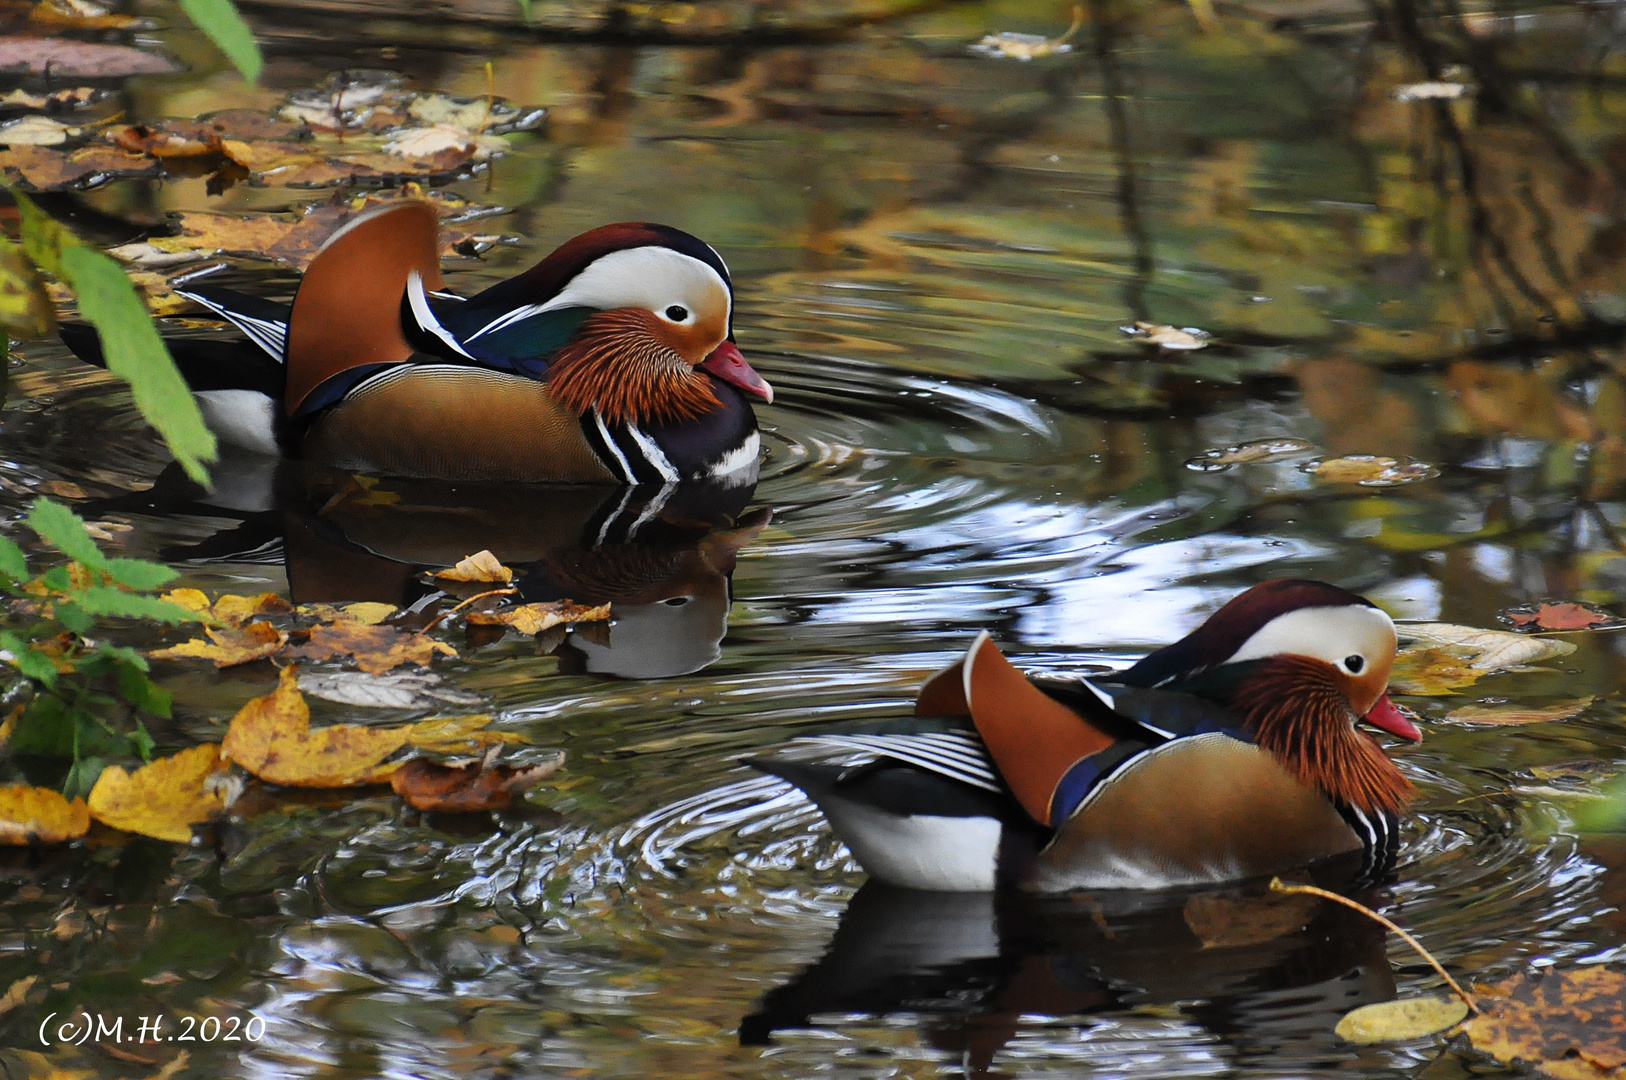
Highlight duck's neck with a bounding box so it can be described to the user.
[1228,655,1413,816]
[546,310,719,426]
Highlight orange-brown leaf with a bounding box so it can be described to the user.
[0,785,89,844]
[86,743,227,842]
[1442,697,1596,727]
[390,753,563,812]
[221,666,408,787]
[286,621,456,674]
[149,620,285,667]
[1502,601,1626,633]
[430,550,513,584]
[1465,967,1626,1078]
[465,600,610,636]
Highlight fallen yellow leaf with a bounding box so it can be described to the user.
[406,714,525,754]
[86,743,227,842]
[286,621,456,674]
[150,620,286,667]
[0,784,89,844]
[1464,968,1626,1079]
[1337,996,1470,1043]
[1308,455,1436,486]
[465,600,610,637]
[222,666,408,787]
[1387,647,1483,695]
[431,549,514,584]
[1442,697,1596,727]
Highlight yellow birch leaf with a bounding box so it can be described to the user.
[1442,696,1596,727]
[1386,647,1483,695]
[150,620,285,667]
[406,714,526,754]
[159,587,212,617]
[210,592,293,625]
[1336,996,1470,1043]
[465,600,610,636]
[221,666,408,787]
[86,743,226,842]
[0,785,89,844]
[340,602,397,625]
[430,550,513,583]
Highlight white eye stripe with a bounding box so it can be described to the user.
[1227,605,1396,670]
[537,246,730,324]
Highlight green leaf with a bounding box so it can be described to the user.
[0,535,26,582]
[116,662,170,718]
[0,232,54,339]
[175,0,263,84]
[61,755,106,801]
[76,586,201,625]
[53,601,91,635]
[12,195,216,486]
[8,694,72,756]
[25,498,107,570]
[40,565,72,593]
[2,632,60,689]
[103,557,178,591]
[98,643,150,672]
[129,719,154,761]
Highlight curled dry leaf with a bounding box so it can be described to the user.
[1120,321,1210,349]
[85,743,226,842]
[0,785,89,843]
[1464,968,1626,1079]
[150,620,286,668]
[221,666,408,787]
[466,600,611,637]
[1501,601,1626,633]
[1182,891,1320,950]
[1185,437,1316,472]
[1336,996,1470,1043]
[285,620,456,674]
[1306,455,1436,486]
[390,751,563,812]
[1399,623,1575,671]
[431,550,513,584]
[1442,696,1596,727]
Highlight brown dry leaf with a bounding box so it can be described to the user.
[0,87,97,109]
[406,714,526,754]
[107,123,218,158]
[1401,623,1576,671]
[172,211,299,257]
[0,36,178,76]
[286,620,456,674]
[0,115,78,145]
[0,143,95,188]
[1336,996,1470,1043]
[211,592,293,625]
[1502,601,1626,633]
[336,602,396,626]
[1307,455,1437,486]
[1442,696,1596,727]
[1386,647,1484,695]
[63,144,159,180]
[1465,967,1626,1079]
[219,138,321,174]
[390,752,564,812]
[38,480,85,499]
[431,550,513,584]
[0,784,89,844]
[86,743,227,842]
[150,620,285,668]
[1120,321,1209,349]
[0,974,38,1018]
[1185,438,1315,472]
[221,665,408,787]
[1183,891,1321,949]
[466,600,610,637]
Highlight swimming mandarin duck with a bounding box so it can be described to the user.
[750,579,1422,891]
[63,201,772,484]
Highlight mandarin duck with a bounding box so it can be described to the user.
[61,201,772,484]
[750,579,1422,892]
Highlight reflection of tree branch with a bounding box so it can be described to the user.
[1089,0,1153,324]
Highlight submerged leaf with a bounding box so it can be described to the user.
[297,670,482,710]
[221,665,407,787]
[1182,891,1320,949]
[1442,697,1596,727]
[1307,455,1436,487]
[391,752,563,812]
[285,621,456,674]
[150,620,285,667]
[86,743,226,841]
[1336,996,1470,1043]
[1185,437,1315,472]
[0,785,89,843]
[405,713,525,754]
[1464,968,1626,1078]
[1120,321,1210,349]
[1387,647,1483,695]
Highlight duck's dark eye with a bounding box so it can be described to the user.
[1345,654,1365,674]
[665,305,689,321]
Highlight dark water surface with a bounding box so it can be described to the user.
[3,0,1626,1075]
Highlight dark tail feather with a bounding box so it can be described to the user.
[59,321,284,397]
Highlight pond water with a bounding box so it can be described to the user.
[2,0,1626,1075]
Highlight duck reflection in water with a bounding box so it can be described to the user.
[742,867,1396,1075]
[120,454,769,679]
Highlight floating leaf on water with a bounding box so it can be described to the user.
[969,6,1082,61]
[1185,437,1316,472]
[431,550,514,584]
[1501,601,1626,633]
[1442,696,1596,727]
[0,36,179,76]
[150,620,285,668]
[406,94,544,134]
[1337,996,1470,1043]
[221,665,408,787]
[1306,455,1437,486]
[405,714,524,755]
[1464,968,1626,1079]
[0,144,98,188]
[466,600,611,637]
[1120,321,1211,350]
[285,620,456,674]
[1399,623,1576,670]
[391,752,563,812]
[297,670,482,710]
[1387,646,1483,695]
[1182,891,1320,949]
[0,784,89,844]
[85,743,227,842]
[0,115,79,145]
[1394,82,1470,101]
[0,87,99,110]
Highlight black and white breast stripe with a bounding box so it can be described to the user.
[580,410,682,485]
[1336,802,1401,882]
[797,732,1003,794]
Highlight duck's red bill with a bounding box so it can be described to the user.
[1363,694,1422,742]
[700,341,773,404]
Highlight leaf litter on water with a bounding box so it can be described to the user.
[85,742,226,842]
[1306,455,1437,486]
[1185,437,1315,472]
[0,784,89,843]
[1464,968,1626,1079]
[391,751,563,812]
[1501,600,1626,633]
[1119,321,1211,349]
[1442,696,1596,727]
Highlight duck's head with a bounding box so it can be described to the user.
[1123,578,1418,814]
[515,223,772,426]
